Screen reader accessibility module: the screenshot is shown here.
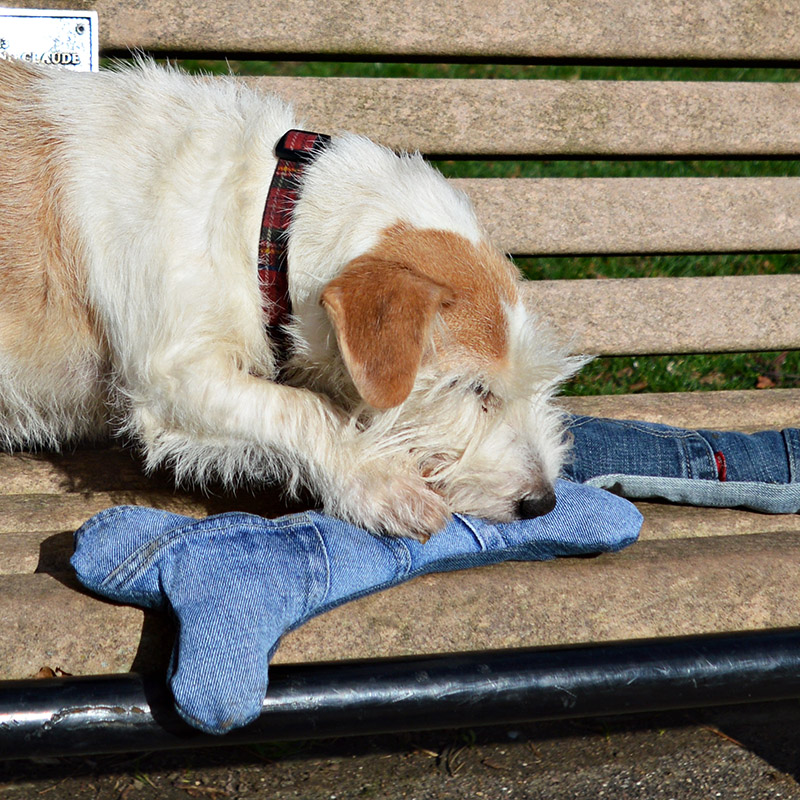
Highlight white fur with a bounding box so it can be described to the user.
[0,60,582,539]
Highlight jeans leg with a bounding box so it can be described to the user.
[563,415,800,513]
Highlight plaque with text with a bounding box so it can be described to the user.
[0,7,98,71]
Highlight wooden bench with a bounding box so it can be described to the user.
[2,0,800,756]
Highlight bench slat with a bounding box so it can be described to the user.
[277,533,800,665]
[252,78,800,158]
[5,532,800,679]
[638,503,800,542]
[564,388,800,430]
[0,493,204,535]
[1,531,72,575]
[14,0,797,61]
[0,572,169,680]
[5,502,800,575]
[0,390,796,497]
[525,275,800,356]
[0,490,298,536]
[459,178,800,256]
[0,389,800,494]
[0,448,151,494]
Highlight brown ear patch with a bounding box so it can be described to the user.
[367,224,520,368]
[321,257,454,409]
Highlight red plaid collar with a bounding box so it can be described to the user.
[258,130,331,339]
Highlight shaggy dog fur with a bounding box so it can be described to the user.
[0,59,584,539]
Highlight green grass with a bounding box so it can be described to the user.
[182,60,800,83]
[517,252,799,281]
[434,159,800,179]
[174,58,800,396]
[567,351,800,396]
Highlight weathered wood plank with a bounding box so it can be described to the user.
[254,78,800,159]
[6,500,800,575]
[638,503,800,541]
[0,391,796,501]
[13,0,800,61]
[0,493,205,535]
[6,41,800,158]
[278,533,800,665]
[0,490,298,535]
[459,178,800,255]
[525,275,800,356]
[563,388,800,430]
[0,531,71,576]
[0,447,150,495]
[0,572,170,680]
[5,533,800,679]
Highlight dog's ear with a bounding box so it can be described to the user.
[321,257,455,409]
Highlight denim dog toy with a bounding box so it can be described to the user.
[71,479,641,735]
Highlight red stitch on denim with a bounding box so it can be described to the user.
[715,451,727,482]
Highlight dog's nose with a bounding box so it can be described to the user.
[517,489,557,519]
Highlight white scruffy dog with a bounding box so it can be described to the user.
[0,59,583,539]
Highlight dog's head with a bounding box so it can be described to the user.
[286,135,584,521]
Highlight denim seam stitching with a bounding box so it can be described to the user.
[452,513,491,550]
[101,515,261,589]
[568,416,708,440]
[685,432,718,480]
[305,518,333,611]
[783,429,799,483]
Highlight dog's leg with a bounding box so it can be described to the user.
[126,354,449,539]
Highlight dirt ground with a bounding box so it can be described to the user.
[3,703,800,799]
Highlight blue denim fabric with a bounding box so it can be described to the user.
[564,416,800,514]
[71,479,641,735]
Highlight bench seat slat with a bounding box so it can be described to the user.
[5,501,800,576]
[458,178,800,256]
[0,389,800,494]
[0,390,796,497]
[0,492,205,535]
[0,572,168,680]
[14,0,796,61]
[0,448,150,495]
[278,533,800,665]
[524,275,800,356]
[250,78,800,159]
[5,532,800,679]
[0,448,157,495]
[564,388,800,430]
[0,489,298,536]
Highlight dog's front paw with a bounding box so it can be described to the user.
[329,468,450,542]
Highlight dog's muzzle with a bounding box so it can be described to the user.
[517,489,557,519]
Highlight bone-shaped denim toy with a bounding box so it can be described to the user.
[71,478,641,735]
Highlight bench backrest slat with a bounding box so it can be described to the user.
[82,0,800,62]
[255,78,800,158]
[8,0,799,367]
[461,178,800,256]
[526,274,800,356]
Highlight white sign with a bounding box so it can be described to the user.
[0,7,98,71]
